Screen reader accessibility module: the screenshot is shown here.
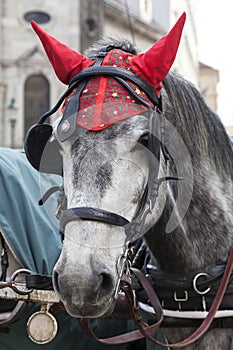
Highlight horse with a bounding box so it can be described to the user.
[25,13,233,349]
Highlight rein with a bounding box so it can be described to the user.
[78,269,164,344]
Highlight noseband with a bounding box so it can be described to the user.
[60,207,129,233]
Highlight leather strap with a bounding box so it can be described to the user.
[144,264,228,293]
[60,207,129,234]
[68,66,160,107]
[0,233,8,282]
[26,274,53,290]
[57,78,89,142]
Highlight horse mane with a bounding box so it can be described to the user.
[162,73,233,180]
[149,74,233,268]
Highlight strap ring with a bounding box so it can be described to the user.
[193,272,211,295]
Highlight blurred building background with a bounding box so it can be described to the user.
[0,0,222,148]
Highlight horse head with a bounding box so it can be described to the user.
[25,14,187,318]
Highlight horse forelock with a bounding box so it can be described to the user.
[84,37,139,58]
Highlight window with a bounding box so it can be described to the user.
[140,0,152,22]
[24,75,50,136]
[24,11,51,24]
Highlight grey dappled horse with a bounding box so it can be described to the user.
[25,14,233,349]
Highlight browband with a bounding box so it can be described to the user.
[38,65,161,127]
[68,66,160,107]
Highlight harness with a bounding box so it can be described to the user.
[22,48,233,347]
[132,243,233,326]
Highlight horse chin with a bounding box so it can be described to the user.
[62,297,115,318]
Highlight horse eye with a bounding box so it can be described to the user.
[138,133,148,147]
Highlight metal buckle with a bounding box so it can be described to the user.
[193,272,211,295]
[9,268,33,295]
[174,290,188,302]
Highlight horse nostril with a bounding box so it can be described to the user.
[100,272,114,294]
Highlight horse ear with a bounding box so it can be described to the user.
[31,21,93,85]
[130,12,186,89]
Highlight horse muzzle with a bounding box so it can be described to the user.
[52,258,117,318]
[54,207,131,317]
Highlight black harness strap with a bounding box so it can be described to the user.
[56,78,89,142]
[0,233,8,282]
[68,66,160,107]
[60,207,129,235]
[0,233,19,315]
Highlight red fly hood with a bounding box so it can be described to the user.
[31,13,186,130]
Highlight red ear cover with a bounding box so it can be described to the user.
[31,21,93,84]
[130,12,186,89]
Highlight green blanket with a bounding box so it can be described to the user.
[0,148,61,274]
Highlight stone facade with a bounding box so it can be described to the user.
[0,0,200,148]
[199,62,219,112]
[170,0,199,86]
